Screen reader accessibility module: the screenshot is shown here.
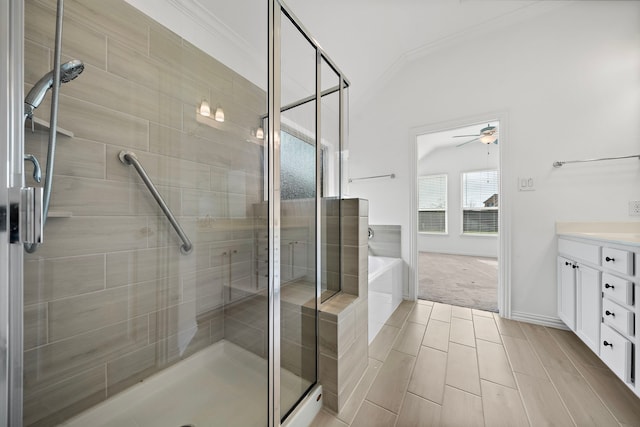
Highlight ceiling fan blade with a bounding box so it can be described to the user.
[453,134,480,138]
[456,137,480,147]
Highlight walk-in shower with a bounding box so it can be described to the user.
[0,0,349,425]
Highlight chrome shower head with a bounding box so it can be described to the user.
[24,59,84,118]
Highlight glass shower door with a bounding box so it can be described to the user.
[279,11,318,420]
[18,0,270,425]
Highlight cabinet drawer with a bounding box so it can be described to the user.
[602,298,634,337]
[602,273,634,306]
[559,239,600,265]
[602,247,634,276]
[600,323,633,383]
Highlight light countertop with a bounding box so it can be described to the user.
[557,222,640,246]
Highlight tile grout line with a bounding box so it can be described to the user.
[470,315,487,425]
[334,356,380,425]
[544,327,622,425]
[389,302,431,426]
[498,321,537,427]
[345,301,417,426]
[519,324,578,427]
[403,389,444,408]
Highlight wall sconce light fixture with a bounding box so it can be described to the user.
[214,107,225,122]
[199,100,211,117]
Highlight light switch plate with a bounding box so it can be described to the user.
[518,177,535,191]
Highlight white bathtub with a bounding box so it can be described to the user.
[368,256,404,343]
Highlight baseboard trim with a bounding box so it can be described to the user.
[511,311,570,330]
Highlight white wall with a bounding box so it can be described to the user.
[417,141,498,257]
[348,1,640,322]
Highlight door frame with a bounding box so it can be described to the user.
[1,0,25,425]
[408,111,512,317]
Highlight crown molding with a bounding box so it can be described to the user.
[125,0,265,87]
[165,0,255,55]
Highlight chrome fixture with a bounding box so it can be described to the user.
[24,154,42,183]
[553,154,640,168]
[349,173,395,183]
[25,0,84,253]
[368,227,374,240]
[118,151,193,255]
[24,59,84,120]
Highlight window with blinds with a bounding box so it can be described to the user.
[418,174,447,233]
[462,170,499,234]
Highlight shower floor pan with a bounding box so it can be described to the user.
[61,340,305,427]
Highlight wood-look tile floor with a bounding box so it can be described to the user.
[310,300,640,427]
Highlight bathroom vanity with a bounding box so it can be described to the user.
[557,223,639,398]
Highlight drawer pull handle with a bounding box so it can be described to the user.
[604,283,615,289]
[605,310,615,317]
[565,261,571,266]
[603,341,614,348]
[572,264,578,269]
[605,256,615,262]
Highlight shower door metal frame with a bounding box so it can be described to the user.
[271,1,350,425]
[1,0,25,425]
[0,0,352,425]
[267,0,282,425]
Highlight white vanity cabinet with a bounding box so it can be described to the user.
[557,234,638,398]
[556,250,601,352]
[577,264,601,353]
[557,256,577,330]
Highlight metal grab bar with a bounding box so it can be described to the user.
[118,151,193,254]
[553,154,640,168]
[349,173,395,183]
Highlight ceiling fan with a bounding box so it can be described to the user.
[454,124,498,147]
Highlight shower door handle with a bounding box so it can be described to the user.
[12,186,44,245]
[22,187,44,245]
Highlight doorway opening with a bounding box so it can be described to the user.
[416,121,500,312]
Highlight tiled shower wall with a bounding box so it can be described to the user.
[23,0,266,425]
[368,224,402,258]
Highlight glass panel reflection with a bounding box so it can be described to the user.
[279,12,318,421]
[22,0,268,425]
[320,57,341,302]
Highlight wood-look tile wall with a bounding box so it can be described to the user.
[23,0,266,425]
[368,224,401,258]
[319,198,369,412]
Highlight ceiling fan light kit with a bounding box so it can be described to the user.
[454,124,498,147]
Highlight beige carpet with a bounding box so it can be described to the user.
[418,252,498,312]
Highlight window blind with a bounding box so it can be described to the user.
[418,174,447,233]
[462,170,499,233]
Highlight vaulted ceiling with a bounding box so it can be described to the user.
[157,0,569,107]
[281,0,567,106]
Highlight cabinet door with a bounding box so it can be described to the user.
[576,264,601,354]
[558,256,576,330]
